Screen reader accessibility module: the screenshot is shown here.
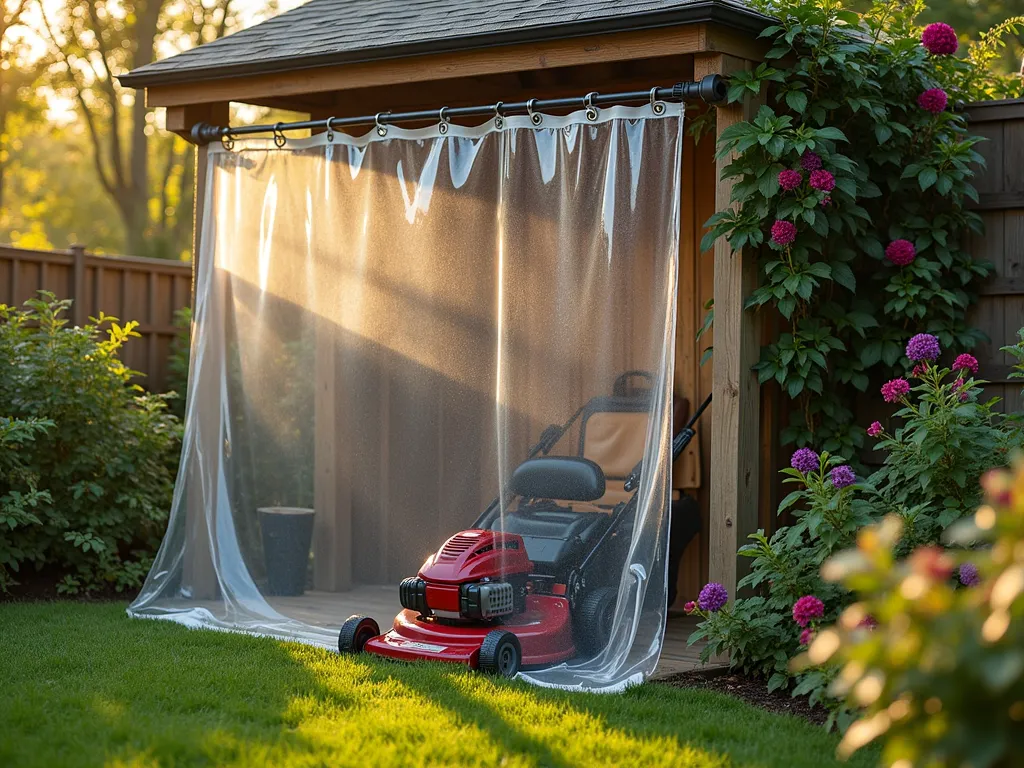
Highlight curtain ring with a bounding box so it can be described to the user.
[438,106,450,135]
[493,101,504,129]
[527,99,542,126]
[375,111,391,137]
[272,123,286,148]
[325,116,336,142]
[584,92,599,121]
[650,87,666,115]
[220,129,235,151]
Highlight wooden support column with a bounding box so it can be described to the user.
[175,102,227,600]
[696,53,761,602]
[313,325,353,592]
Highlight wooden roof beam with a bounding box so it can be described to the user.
[144,23,765,109]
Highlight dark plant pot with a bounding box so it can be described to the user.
[258,507,314,596]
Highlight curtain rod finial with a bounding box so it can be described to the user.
[191,122,222,145]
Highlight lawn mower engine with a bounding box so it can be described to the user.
[398,530,530,623]
[347,528,577,676]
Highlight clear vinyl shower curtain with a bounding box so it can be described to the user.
[130,103,684,692]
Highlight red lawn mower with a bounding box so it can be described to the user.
[338,374,711,678]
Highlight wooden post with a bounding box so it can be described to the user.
[70,244,87,327]
[174,102,228,600]
[696,53,762,602]
[313,325,353,592]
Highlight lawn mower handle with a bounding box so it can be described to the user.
[622,393,712,493]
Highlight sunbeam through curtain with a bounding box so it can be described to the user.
[130,102,685,692]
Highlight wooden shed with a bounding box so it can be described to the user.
[120,0,775,609]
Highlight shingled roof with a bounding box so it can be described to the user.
[119,0,771,88]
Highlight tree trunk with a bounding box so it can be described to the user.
[123,0,163,256]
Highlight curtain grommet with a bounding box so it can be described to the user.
[527,99,542,126]
[650,87,666,116]
[375,111,391,137]
[493,101,504,129]
[438,107,450,135]
[584,92,600,121]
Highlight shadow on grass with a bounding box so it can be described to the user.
[0,603,871,768]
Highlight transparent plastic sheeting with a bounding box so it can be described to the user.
[129,103,684,692]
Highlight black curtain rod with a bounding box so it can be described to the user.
[190,74,727,146]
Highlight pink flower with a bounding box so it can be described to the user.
[953,353,979,374]
[912,363,928,378]
[799,627,815,646]
[953,377,969,402]
[867,421,883,438]
[820,196,832,208]
[918,88,949,114]
[885,239,916,266]
[809,169,836,192]
[982,469,1013,507]
[922,23,959,56]
[881,378,910,403]
[910,545,954,581]
[683,600,696,613]
[778,169,803,191]
[793,595,825,627]
[771,219,798,246]
[800,151,823,171]
[858,615,878,630]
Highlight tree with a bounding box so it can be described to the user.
[1,0,36,216]
[36,0,244,258]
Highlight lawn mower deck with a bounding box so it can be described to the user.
[363,593,575,669]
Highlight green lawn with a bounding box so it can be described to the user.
[0,603,875,768]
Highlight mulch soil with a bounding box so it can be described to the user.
[0,568,127,603]
[657,668,829,725]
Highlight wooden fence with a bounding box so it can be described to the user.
[966,99,1024,412]
[0,244,192,393]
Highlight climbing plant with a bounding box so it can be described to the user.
[701,0,1024,458]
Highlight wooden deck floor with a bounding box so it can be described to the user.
[262,587,709,679]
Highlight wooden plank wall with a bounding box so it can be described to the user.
[0,244,192,393]
[966,99,1024,411]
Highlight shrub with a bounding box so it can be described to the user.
[690,333,1020,722]
[809,461,1024,767]
[867,343,1014,550]
[688,449,871,689]
[0,417,53,590]
[700,0,1024,461]
[0,294,182,593]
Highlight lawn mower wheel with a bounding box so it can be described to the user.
[338,615,379,654]
[574,586,617,657]
[477,630,521,678]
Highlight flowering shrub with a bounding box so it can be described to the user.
[0,295,181,593]
[866,339,1016,550]
[691,331,1021,723]
[808,460,1024,767]
[700,0,1024,458]
[688,448,872,691]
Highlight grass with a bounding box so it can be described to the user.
[0,602,877,768]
